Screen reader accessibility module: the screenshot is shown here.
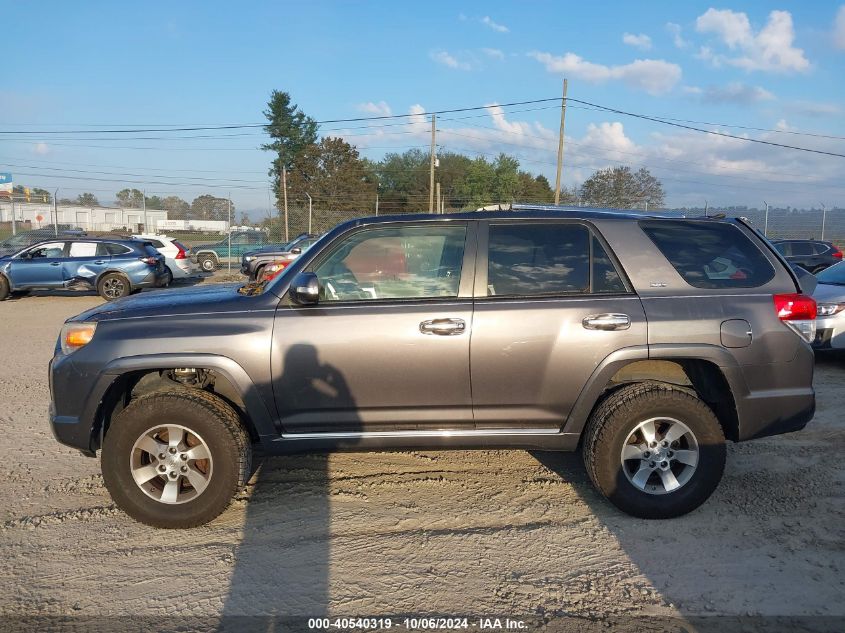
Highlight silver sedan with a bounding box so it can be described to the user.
[812,261,845,349]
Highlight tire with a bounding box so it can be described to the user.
[162,266,174,287]
[582,381,726,519]
[198,255,218,272]
[252,264,265,282]
[97,272,132,301]
[0,275,9,301]
[101,389,251,528]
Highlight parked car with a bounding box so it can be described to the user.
[0,237,167,301]
[132,234,197,284]
[191,231,276,272]
[811,260,845,350]
[49,208,816,528]
[0,227,86,256]
[241,233,318,281]
[771,239,842,273]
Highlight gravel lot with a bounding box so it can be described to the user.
[1,290,843,629]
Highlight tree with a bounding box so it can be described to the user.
[76,193,99,206]
[162,196,190,215]
[261,90,318,213]
[115,188,144,208]
[145,195,164,210]
[579,166,664,209]
[190,195,232,221]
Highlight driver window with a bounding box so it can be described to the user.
[313,225,466,302]
[26,242,65,259]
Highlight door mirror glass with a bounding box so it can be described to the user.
[290,272,320,305]
[291,247,302,255]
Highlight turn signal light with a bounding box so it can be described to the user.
[61,322,97,355]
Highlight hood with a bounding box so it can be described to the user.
[812,282,845,303]
[69,283,275,323]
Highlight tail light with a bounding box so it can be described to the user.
[139,256,159,266]
[774,293,817,343]
[174,241,188,260]
[831,246,843,259]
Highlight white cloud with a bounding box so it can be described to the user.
[33,142,49,155]
[430,50,472,70]
[698,82,775,104]
[356,101,392,116]
[529,51,682,94]
[835,5,845,49]
[683,85,704,95]
[666,22,688,48]
[695,8,810,72]
[481,16,509,33]
[622,32,652,50]
[785,100,842,117]
[481,47,505,60]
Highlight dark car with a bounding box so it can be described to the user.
[0,227,86,256]
[0,237,167,301]
[771,239,842,273]
[240,233,318,281]
[190,231,275,272]
[49,208,815,527]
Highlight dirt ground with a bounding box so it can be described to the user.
[0,290,843,630]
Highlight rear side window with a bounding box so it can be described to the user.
[790,242,814,256]
[486,223,626,296]
[97,242,132,256]
[639,220,775,289]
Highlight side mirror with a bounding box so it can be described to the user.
[291,247,302,255]
[289,271,320,306]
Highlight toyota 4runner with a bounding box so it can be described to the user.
[49,208,816,528]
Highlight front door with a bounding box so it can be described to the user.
[272,221,476,434]
[7,241,67,287]
[470,220,647,429]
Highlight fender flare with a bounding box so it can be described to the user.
[90,353,277,448]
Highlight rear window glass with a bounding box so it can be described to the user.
[639,220,775,289]
[97,243,132,256]
[487,223,626,296]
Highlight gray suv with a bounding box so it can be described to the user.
[49,208,816,528]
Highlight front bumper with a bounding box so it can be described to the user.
[812,314,845,349]
[48,354,103,456]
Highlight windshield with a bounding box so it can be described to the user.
[816,261,845,285]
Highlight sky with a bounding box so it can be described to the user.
[3,0,845,217]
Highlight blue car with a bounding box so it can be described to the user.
[0,237,168,301]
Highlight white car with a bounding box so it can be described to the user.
[812,261,845,350]
[132,234,197,284]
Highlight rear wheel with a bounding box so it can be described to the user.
[101,389,251,528]
[97,273,131,301]
[198,254,218,272]
[162,266,174,286]
[0,275,9,301]
[583,381,726,519]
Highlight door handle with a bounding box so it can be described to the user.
[419,318,466,336]
[582,313,631,331]
[94,260,106,265]
[50,262,61,266]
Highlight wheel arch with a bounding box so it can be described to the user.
[90,354,276,452]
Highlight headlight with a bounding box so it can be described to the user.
[817,304,845,317]
[244,256,254,262]
[60,322,97,355]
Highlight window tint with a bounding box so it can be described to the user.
[812,242,830,255]
[790,241,814,256]
[313,225,466,301]
[68,242,97,257]
[97,242,132,256]
[640,220,775,289]
[773,242,789,256]
[25,242,65,259]
[486,223,625,296]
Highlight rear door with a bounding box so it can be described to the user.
[64,242,112,284]
[469,220,647,430]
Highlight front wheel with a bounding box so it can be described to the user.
[582,381,726,519]
[97,273,131,301]
[101,389,252,528]
[198,255,218,272]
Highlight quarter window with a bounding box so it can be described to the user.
[486,223,625,296]
[312,225,467,301]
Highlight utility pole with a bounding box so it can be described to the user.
[305,192,312,234]
[142,189,148,233]
[53,189,58,236]
[821,202,827,240]
[375,187,379,216]
[435,182,441,215]
[553,78,569,205]
[704,200,709,217]
[227,195,232,274]
[282,166,289,242]
[763,201,769,237]
[429,114,436,213]
[10,197,15,235]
